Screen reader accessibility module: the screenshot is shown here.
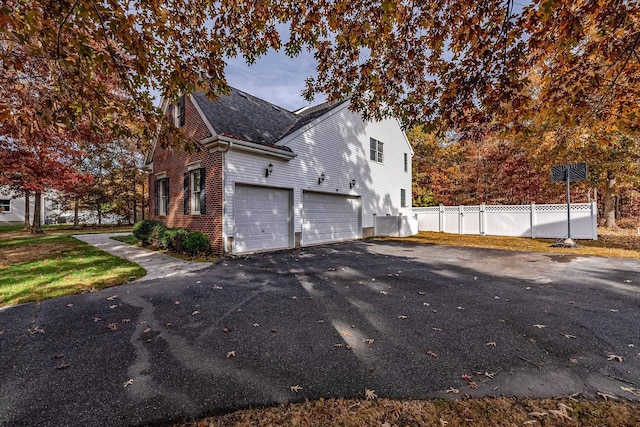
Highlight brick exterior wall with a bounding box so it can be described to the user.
[148,96,225,254]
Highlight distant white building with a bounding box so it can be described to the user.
[0,188,59,226]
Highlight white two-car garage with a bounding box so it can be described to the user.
[302,191,361,246]
[234,185,292,253]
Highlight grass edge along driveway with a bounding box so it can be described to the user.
[0,226,145,307]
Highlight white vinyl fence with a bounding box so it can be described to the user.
[413,203,598,240]
[374,214,419,237]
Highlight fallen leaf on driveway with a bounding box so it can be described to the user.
[52,354,64,359]
[223,327,232,333]
[334,343,344,348]
[362,338,375,345]
[468,381,478,389]
[461,374,472,382]
[364,389,377,400]
[427,350,438,358]
[342,331,352,337]
[379,291,388,295]
[445,387,459,394]
[561,333,577,339]
[456,306,464,310]
[212,285,222,290]
[610,309,619,312]
[121,319,130,324]
[107,323,118,331]
[423,302,431,306]
[123,379,134,387]
[418,291,426,295]
[621,386,640,397]
[28,326,45,335]
[432,327,442,332]
[109,304,118,309]
[191,311,200,316]
[0,330,4,336]
[485,342,497,347]
[607,355,623,362]
[143,328,151,333]
[252,323,259,328]
[226,351,236,359]
[66,303,73,307]
[107,295,118,301]
[484,372,496,378]
[398,315,408,319]
[93,317,101,322]
[533,324,546,329]
[290,385,303,392]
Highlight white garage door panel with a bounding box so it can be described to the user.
[302,192,360,245]
[235,185,291,253]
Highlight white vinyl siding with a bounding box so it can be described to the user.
[223,103,412,249]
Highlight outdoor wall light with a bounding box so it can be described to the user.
[318,172,325,184]
[349,179,356,189]
[265,163,273,177]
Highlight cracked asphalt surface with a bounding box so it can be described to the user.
[1,241,639,426]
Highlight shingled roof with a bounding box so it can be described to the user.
[192,88,346,146]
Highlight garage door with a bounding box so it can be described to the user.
[234,185,291,253]
[302,192,360,246]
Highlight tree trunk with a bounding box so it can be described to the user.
[603,170,618,229]
[30,191,43,234]
[23,190,31,230]
[73,198,80,229]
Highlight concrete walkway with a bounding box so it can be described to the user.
[73,233,213,281]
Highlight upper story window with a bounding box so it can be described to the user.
[404,153,408,172]
[0,199,10,212]
[370,138,384,163]
[167,95,185,128]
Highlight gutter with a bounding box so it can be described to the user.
[201,135,296,160]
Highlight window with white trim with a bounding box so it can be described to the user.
[0,199,10,212]
[157,178,168,216]
[400,189,406,208]
[191,169,202,214]
[370,138,384,163]
[404,153,408,172]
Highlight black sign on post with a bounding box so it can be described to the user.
[551,162,587,182]
[551,162,587,247]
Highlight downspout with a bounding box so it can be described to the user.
[221,141,233,253]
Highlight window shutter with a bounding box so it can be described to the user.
[199,168,206,214]
[179,95,186,127]
[183,173,190,214]
[154,180,159,216]
[165,178,170,215]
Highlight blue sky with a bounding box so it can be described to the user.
[225,49,320,112]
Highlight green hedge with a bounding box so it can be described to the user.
[132,220,165,245]
[132,221,211,256]
[184,231,211,256]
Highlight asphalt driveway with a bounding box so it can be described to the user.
[1,241,639,426]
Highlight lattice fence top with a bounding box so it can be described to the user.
[485,205,530,212]
[412,206,440,213]
[412,203,593,215]
[536,203,592,211]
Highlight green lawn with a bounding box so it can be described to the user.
[0,227,145,306]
